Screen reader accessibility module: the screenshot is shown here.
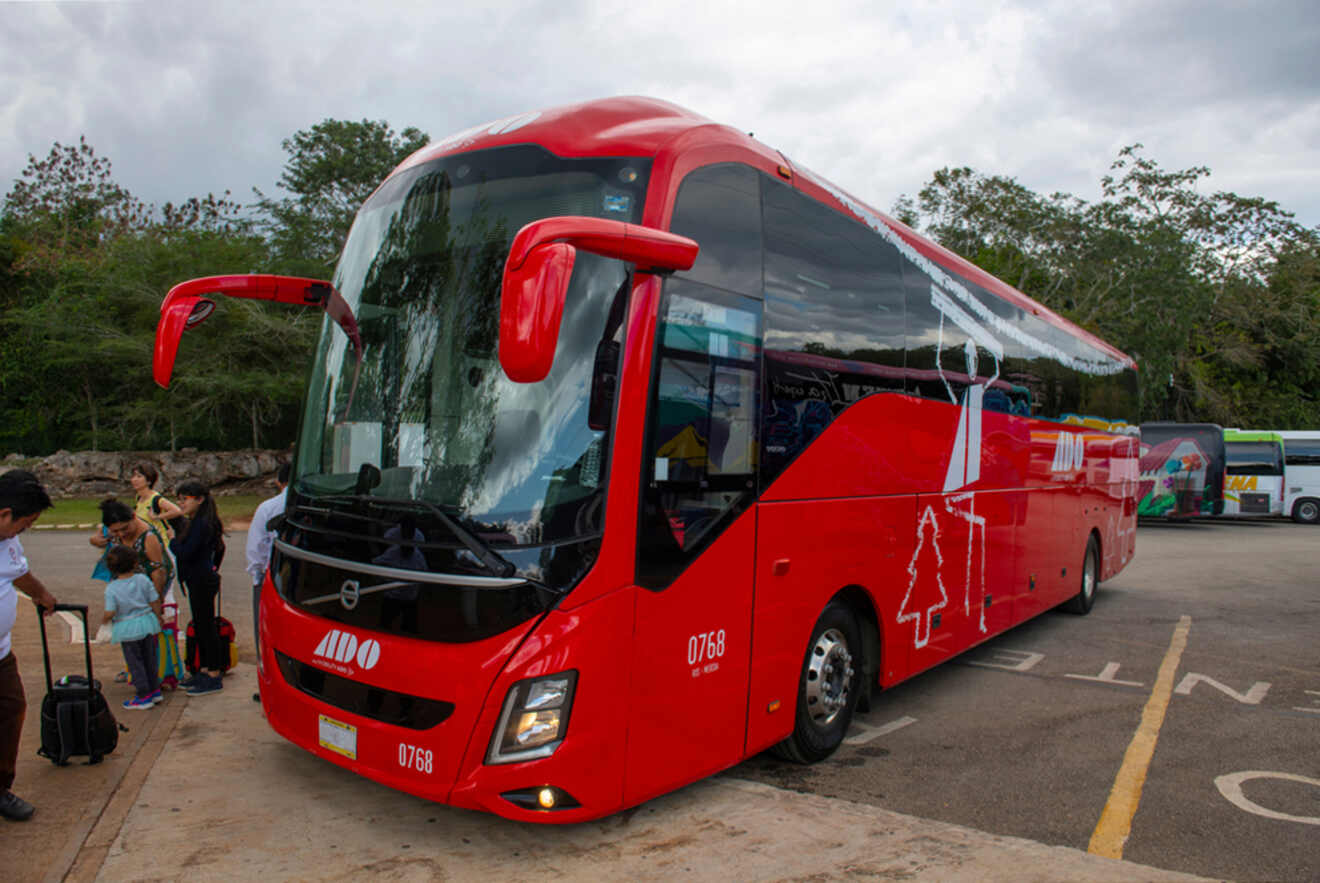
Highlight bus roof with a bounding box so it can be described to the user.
[396,95,1137,371]
[1223,429,1283,443]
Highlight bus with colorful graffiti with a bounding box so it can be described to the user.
[151,97,1140,822]
[1138,422,1225,518]
[1276,430,1320,524]
[1220,429,1285,517]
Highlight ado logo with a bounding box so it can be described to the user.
[313,628,381,670]
[1051,432,1085,473]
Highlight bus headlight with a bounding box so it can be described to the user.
[487,671,577,764]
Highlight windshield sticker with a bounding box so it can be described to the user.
[603,191,632,214]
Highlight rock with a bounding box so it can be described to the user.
[31,449,291,498]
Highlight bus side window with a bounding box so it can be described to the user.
[638,281,762,589]
[761,177,905,487]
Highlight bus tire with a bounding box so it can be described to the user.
[772,601,862,764]
[1062,534,1099,615]
[1292,499,1320,524]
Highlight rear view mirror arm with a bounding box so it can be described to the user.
[153,274,363,389]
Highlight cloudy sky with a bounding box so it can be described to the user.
[3,0,1318,229]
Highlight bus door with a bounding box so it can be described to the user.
[625,280,762,805]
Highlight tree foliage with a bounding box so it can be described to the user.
[1,120,427,455]
[899,145,1320,428]
[254,118,428,273]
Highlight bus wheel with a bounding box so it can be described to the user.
[1063,534,1099,615]
[1292,499,1320,524]
[772,601,862,764]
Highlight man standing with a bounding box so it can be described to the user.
[244,463,288,700]
[0,470,58,822]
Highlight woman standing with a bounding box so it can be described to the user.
[93,501,173,606]
[129,463,183,541]
[127,463,184,689]
[171,481,226,697]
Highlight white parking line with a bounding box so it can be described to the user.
[845,716,917,745]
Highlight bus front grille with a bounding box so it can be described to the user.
[274,650,455,730]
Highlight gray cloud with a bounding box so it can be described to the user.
[3,0,1317,229]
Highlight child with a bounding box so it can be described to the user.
[101,546,163,709]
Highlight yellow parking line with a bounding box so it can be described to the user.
[1088,614,1191,859]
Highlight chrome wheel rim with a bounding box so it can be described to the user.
[1300,502,1319,522]
[1083,545,1097,602]
[805,627,854,726]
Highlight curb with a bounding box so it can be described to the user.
[45,688,189,883]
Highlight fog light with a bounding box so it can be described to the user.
[500,786,582,812]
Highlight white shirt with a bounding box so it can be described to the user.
[0,535,30,660]
[244,488,287,586]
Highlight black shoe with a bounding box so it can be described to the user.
[252,692,261,703]
[0,790,35,821]
[185,675,223,696]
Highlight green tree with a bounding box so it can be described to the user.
[0,137,320,453]
[2,136,150,272]
[255,118,429,274]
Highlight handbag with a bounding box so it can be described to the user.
[91,527,112,582]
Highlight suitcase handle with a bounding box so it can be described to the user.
[35,602,95,697]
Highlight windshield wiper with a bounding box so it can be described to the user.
[309,494,517,580]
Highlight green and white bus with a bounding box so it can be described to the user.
[1275,430,1320,524]
[1220,429,1284,517]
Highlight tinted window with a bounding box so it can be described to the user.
[761,179,905,484]
[638,280,762,589]
[1284,439,1320,466]
[670,164,763,296]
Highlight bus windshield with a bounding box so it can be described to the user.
[294,145,651,550]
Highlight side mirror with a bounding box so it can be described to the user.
[499,242,576,384]
[153,274,362,388]
[499,217,698,383]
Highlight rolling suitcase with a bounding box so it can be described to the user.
[184,589,237,675]
[35,603,121,766]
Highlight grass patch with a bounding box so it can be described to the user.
[41,495,266,529]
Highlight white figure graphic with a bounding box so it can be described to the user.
[897,506,949,648]
[943,491,988,634]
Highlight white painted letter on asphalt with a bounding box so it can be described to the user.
[1065,662,1143,688]
[966,649,1043,672]
[1174,673,1270,705]
[1215,771,1320,825]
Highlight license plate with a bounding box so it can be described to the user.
[318,714,357,760]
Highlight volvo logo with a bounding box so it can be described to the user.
[339,579,361,610]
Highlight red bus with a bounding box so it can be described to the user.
[153,97,1140,822]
